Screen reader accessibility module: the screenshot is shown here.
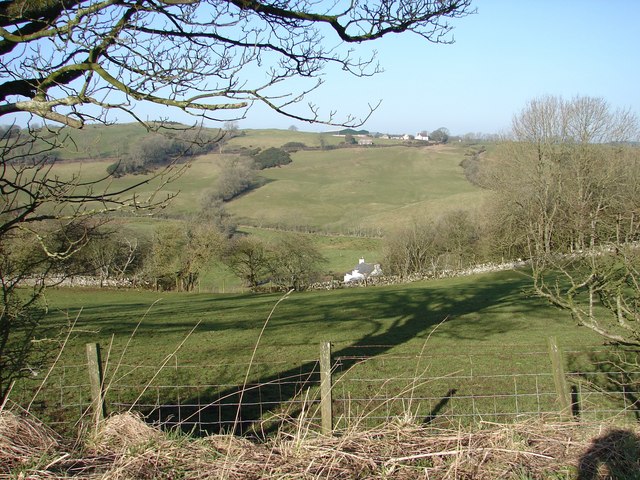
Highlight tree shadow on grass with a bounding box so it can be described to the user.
[567,348,640,422]
[423,388,458,425]
[578,429,640,480]
[128,272,543,436]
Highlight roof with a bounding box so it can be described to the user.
[352,262,375,275]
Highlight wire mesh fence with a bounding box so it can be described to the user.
[17,341,640,435]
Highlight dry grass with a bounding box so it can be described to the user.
[2,411,640,479]
[0,410,60,474]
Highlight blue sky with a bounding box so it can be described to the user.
[239,0,640,135]
[7,1,639,136]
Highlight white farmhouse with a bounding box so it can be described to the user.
[344,258,383,283]
[415,133,429,141]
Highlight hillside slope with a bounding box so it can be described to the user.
[226,143,488,232]
[38,125,488,232]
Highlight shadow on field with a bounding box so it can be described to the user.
[577,429,640,480]
[567,347,640,422]
[138,272,536,437]
[423,389,458,425]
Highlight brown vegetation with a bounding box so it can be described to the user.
[2,410,640,479]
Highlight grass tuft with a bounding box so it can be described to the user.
[4,410,640,479]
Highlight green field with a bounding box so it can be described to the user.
[45,126,487,231]
[25,269,616,434]
[18,126,623,435]
[227,144,487,231]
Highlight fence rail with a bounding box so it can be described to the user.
[16,339,640,435]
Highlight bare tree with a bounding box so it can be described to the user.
[384,218,437,278]
[488,95,640,346]
[267,234,326,291]
[212,156,260,201]
[0,127,181,400]
[222,236,271,289]
[383,211,481,278]
[430,127,450,143]
[0,0,473,128]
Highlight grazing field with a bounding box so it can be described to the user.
[25,269,613,434]
[20,126,627,434]
[41,126,488,231]
[226,144,488,232]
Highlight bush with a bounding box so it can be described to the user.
[281,142,306,152]
[106,162,122,177]
[253,147,292,169]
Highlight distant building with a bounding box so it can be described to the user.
[415,133,429,141]
[344,258,382,283]
[358,138,373,146]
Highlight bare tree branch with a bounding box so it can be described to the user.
[0,0,473,128]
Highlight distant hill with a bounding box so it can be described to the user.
[35,124,487,233]
[47,124,349,161]
[44,123,156,161]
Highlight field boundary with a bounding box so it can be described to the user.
[16,339,640,436]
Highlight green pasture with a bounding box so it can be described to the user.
[26,269,616,433]
[40,126,487,231]
[227,144,489,231]
[46,123,151,161]
[226,129,340,149]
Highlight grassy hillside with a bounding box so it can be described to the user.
[51,125,351,160]
[226,144,489,232]
[39,126,488,233]
[45,123,153,161]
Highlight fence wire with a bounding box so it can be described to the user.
[18,343,640,435]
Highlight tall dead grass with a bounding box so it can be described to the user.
[2,409,639,479]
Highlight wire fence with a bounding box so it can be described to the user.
[16,341,640,436]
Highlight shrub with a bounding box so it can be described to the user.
[281,142,306,152]
[253,147,292,169]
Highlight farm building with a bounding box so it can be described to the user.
[344,258,382,283]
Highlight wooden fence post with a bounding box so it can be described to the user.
[86,342,106,424]
[547,336,571,418]
[320,341,333,435]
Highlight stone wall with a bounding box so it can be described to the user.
[308,260,526,291]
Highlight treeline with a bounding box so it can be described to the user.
[383,96,640,283]
[32,203,327,292]
[106,130,220,176]
[204,147,293,202]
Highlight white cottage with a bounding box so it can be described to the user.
[344,258,382,283]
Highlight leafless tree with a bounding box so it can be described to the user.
[267,234,326,291]
[222,236,270,289]
[0,0,473,128]
[383,211,481,278]
[488,95,640,346]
